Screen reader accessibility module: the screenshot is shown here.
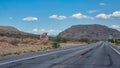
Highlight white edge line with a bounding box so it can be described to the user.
[0,45,90,66]
[110,46,120,55]
[0,48,71,66]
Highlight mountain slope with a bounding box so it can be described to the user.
[58,24,120,40]
[0,26,39,39]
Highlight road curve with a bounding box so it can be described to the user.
[0,41,120,68]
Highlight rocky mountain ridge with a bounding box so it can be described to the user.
[0,26,39,39]
[58,24,120,40]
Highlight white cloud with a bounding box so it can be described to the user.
[99,3,106,6]
[96,11,120,19]
[87,10,99,14]
[33,28,39,32]
[39,29,62,35]
[111,11,120,18]
[48,29,62,33]
[47,29,62,35]
[71,13,94,20]
[40,29,46,32]
[32,28,62,35]
[49,15,57,19]
[22,17,38,21]
[111,25,120,29]
[48,29,55,33]
[71,13,87,19]
[49,15,66,20]
[96,13,110,19]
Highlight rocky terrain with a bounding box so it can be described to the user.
[0,26,39,39]
[0,26,51,57]
[59,24,120,40]
[0,26,82,57]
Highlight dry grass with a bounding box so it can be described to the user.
[0,36,85,57]
[0,36,52,57]
[60,42,86,48]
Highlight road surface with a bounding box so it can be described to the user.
[0,41,120,68]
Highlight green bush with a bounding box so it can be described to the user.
[108,39,120,45]
[79,38,89,43]
[51,36,66,48]
[90,40,99,43]
[52,41,60,48]
[53,36,67,43]
[108,39,115,43]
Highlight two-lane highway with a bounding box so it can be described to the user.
[0,41,120,68]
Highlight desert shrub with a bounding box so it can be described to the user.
[0,39,6,42]
[52,41,60,48]
[108,39,120,45]
[79,38,89,43]
[51,36,66,48]
[42,42,48,45]
[52,36,67,43]
[23,51,28,53]
[14,52,21,55]
[108,39,115,43]
[10,39,20,46]
[29,50,35,52]
[90,40,99,43]
[0,53,12,57]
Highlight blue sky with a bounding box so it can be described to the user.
[0,0,120,35]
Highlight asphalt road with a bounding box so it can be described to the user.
[0,41,120,68]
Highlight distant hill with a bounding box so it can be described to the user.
[58,24,120,40]
[0,26,39,39]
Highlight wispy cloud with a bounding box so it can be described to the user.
[32,28,62,35]
[49,15,67,20]
[9,17,13,20]
[99,3,106,6]
[22,17,38,21]
[87,10,99,14]
[111,25,120,29]
[40,29,62,35]
[33,28,39,32]
[39,29,46,32]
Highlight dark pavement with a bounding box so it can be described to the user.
[0,41,120,68]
